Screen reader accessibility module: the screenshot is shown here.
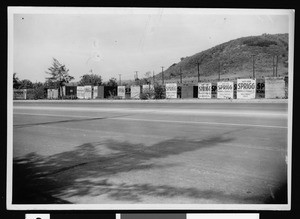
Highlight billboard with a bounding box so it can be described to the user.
[237,79,256,99]
[217,81,234,99]
[84,86,92,99]
[77,86,85,99]
[118,86,126,99]
[165,83,177,99]
[131,86,141,99]
[198,82,212,99]
[265,77,285,99]
[142,84,154,93]
[256,78,265,98]
[93,86,98,99]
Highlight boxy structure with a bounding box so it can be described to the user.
[265,77,285,99]
[118,86,126,99]
[236,79,256,99]
[181,85,194,99]
[131,85,141,99]
[198,83,212,99]
[165,83,178,99]
[65,86,77,98]
[77,86,85,99]
[217,81,234,99]
[97,86,105,99]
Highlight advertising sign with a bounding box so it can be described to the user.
[142,84,154,93]
[237,79,256,99]
[217,81,234,99]
[47,89,51,99]
[84,85,92,99]
[52,89,58,99]
[93,86,98,99]
[265,77,285,99]
[118,86,126,99]
[198,82,212,99]
[256,78,265,98]
[131,86,141,99]
[165,83,177,99]
[77,86,85,99]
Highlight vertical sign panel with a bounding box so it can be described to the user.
[118,86,126,99]
[131,86,141,99]
[142,84,154,93]
[84,85,92,99]
[47,89,51,99]
[52,89,58,99]
[77,86,85,99]
[256,78,265,98]
[198,82,212,99]
[93,86,98,99]
[265,77,285,99]
[166,83,177,98]
[217,81,234,99]
[237,79,256,99]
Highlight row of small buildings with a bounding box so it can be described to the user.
[14,76,288,100]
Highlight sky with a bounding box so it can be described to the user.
[11,8,291,83]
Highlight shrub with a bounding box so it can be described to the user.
[154,85,165,99]
[243,38,278,47]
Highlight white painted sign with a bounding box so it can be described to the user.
[93,86,98,99]
[217,81,234,99]
[265,77,285,99]
[118,86,126,99]
[77,86,85,99]
[237,79,256,99]
[165,83,177,98]
[131,85,141,99]
[84,85,92,99]
[198,82,212,99]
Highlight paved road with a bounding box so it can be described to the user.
[12,101,288,205]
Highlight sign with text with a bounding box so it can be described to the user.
[165,83,177,98]
[198,82,212,99]
[237,79,256,99]
[118,86,126,99]
[77,86,85,99]
[131,86,141,99]
[84,85,92,99]
[217,81,234,99]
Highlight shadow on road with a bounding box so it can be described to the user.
[12,133,284,204]
[13,114,132,129]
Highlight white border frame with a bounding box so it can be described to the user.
[7,7,294,211]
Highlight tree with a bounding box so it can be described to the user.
[19,79,33,89]
[45,58,74,98]
[105,77,118,87]
[79,73,102,86]
[13,73,21,89]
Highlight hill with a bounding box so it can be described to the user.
[156,33,288,84]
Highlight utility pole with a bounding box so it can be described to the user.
[275,55,279,77]
[272,55,275,76]
[153,71,155,84]
[118,74,122,85]
[134,71,138,80]
[180,66,182,84]
[197,62,200,82]
[252,55,255,79]
[218,62,221,81]
[161,66,164,85]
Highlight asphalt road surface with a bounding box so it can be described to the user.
[12,101,288,205]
